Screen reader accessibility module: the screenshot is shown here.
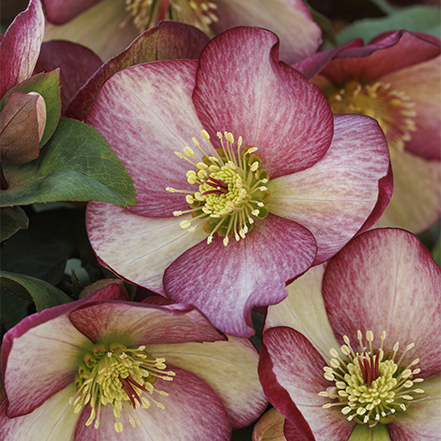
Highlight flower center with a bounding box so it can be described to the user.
[167,130,271,246]
[324,80,417,152]
[70,342,175,432]
[319,330,425,427]
[124,0,218,33]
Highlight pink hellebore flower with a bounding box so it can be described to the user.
[43,0,322,63]
[85,27,392,338]
[294,30,441,233]
[259,228,441,441]
[0,281,267,440]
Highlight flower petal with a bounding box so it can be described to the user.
[252,407,286,441]
[86,202,208,294]
[86,59,204,217]
[1,283,127,417]
[0,384,80,441]
[69,300,225,345]
[149,336,266,430]
[265,264,340,361]
[267,113,391,264]
[73,366,232,440]
[0,0,44,98]
[211,0,322,65]
[193,27,334,178]
[322,228,441,377]
[44,0,101,24]
[260,327,354,441]
[164,214,317,337]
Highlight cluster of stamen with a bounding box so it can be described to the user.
[70,342,175,433]
[166,130,270,246]
[327,80,417,152]
[319,330,425,427]
[124,0,218,33]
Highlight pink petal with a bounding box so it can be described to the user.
[86,60,204,218]
[73,366,232,440]
[86,202,208,295]
[0,0,45,98]
[322,228,441,377]
[381,55,441,161]
[211,0,322,65]
[66,21,209,121]
[34,40,102,114]
[0,384,80,441]
[388,372,441,441]
[193,27,334,178]
[44,0,101,24]
[260,327,354,441]
[164,214,317,337]
[1,284,127,417]
[267,113,391,264]
[149,336,266,430]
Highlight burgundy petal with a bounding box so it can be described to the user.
[44,0,101,24]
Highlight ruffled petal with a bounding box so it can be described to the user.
[322,228,441,377]
[267,113,390,264]
[164,214,317,337]
[86,59,203,217]
[260,327,354,441]
[0,384,80,441]
[0,0,44,98]
[149,336,266,430]
[73,366,232,440]
[265,264,340,361]
[86,202,208,295]
[193,27,333,178]
[211,0,322,65]
[69,301,225,345]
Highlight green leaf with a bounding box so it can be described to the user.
[0,206,28,241]
[0,270,72,312]
[336,5,441,45]
[0,70,61,147]
[347,423,391,441]
[1,117,136,207]
[1,287,31,330]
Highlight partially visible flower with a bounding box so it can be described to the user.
[85,27,391,337]
[259,228,441,440]
[43,0,322,63]
[294,30,441,233]
[252,407,287,441]
[0,280,267,440]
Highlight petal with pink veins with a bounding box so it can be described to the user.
[86,203,208,295]
[149,336,266,430]
[44,0,102,24]
[211,0,321,65]
[86,59,204,217]
[260,327,354,441]
[164,214,317,337]
[73,366,232,440]
[69,300,225,345]
[0,0,45,98]
[0,384,80,441]
[193,27,334,178]
[267,114,390,264]
[322,229,441,377]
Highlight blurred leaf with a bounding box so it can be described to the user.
[1,117,136,207]
[0,271,72,312]
[310,8,337,46]
[433,234,440,267]
[0,287,30,330]
[336,6,441,45]
[0,70,61,147]
[368,0,397,14]
[0,206,28,241]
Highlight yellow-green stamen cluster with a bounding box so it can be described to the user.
[70,342,175,433]
[319,330,425,427]
[167,130,270,246]
[326,80,416,152]
[124,0,218,33]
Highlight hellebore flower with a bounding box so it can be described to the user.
[43,0,322,63]
[259,228,441,440]
[294,30,441,233]
[85,27,392,338]
[0,281,267,440]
